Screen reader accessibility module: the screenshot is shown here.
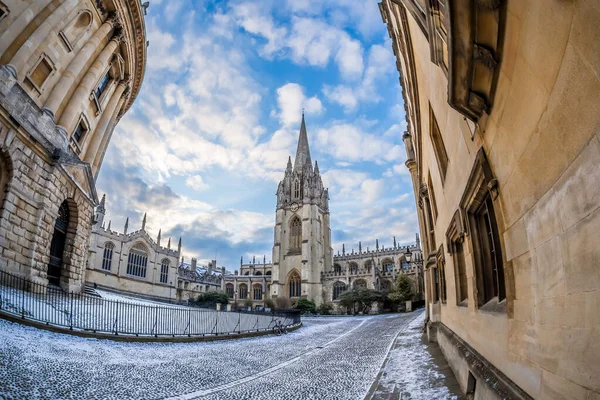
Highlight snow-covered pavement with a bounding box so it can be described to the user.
[0,310,462,399]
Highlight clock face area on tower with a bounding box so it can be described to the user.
[271,115,332,305]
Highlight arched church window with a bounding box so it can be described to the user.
[382,258,394,273]
[126,243,148,278]
[160,259,170,283]
[289,217,302,253]
[349,262,358,275]
[239,283,248,299]
[289,271,301,297]
[334,264,342,274]
[253,284,263,300]
[265,270,272,276]
[333,281,347,300]
[102,242,114,271]
[255,271,262,276]
[364,260,373,273]
[226,283,234,298]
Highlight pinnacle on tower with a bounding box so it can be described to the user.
[177,237,182,254]
[376,239,379,251]
[342,244,345,255]
[99,193,106,212]
[142,212,147,230]
[359,241,362,253]
[107,220,111,231]
[157,229,161,246]
[314,160,319,174]
[393,236,397,249]
[293,113,312,173]
[286,156,293,172]
[124,217,129,234]
[167,237,171,249]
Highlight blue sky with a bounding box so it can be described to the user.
[97,0,418,270]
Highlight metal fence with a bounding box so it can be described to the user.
[0,270,301,337]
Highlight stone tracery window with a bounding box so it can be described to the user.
[160,259,169,284]
[239,283,248,299]
[126,243,148,278]
[226,283,234,298]
[289,271,301,297]
[349,262,358,275]
[294,179,300,199]
[382,258,394,273]
[333,281,346,300]
[253,284,263,300]
[289,216,302,253]
[101,242,114,271]
[334,264,342,274]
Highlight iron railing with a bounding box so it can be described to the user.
[0,270,301,337]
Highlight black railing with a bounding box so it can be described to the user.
[0,270,301,338]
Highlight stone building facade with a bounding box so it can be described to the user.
[379,0,600,399]
[224,117,424,309]
[0,0,146,293]
[322,236,423,305]
[86,196,223,302]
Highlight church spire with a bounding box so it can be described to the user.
[293,113,312,173]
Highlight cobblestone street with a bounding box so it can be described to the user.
[0,310,461,399]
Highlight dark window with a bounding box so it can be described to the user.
[425,197,436,249]
[429,106,449,183]
[94,72,110,100]
[437,251,447,304]
[72,119,88,143]
[289,217,301,253]
[126,244,147,278]
[454,241,468,304]
[101,242,114,271]
[289,272,301,297]
[475,195,505,304]
[160,259,169,283]
[433,267,440,302]
[334,264,342,274]
[349,263,358,274]
[239,284,248,299]
[332,282,346,300]
[253,285,262,300]
[226,284,234,298]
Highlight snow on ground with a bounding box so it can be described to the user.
[0,312,455,400]
[372,311,462,400]
[0,284,290,336]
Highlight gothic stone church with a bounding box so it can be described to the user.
[223,116,422,307]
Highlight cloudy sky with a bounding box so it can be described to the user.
[97,0,418,270]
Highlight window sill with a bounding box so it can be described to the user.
[478,297,506,315]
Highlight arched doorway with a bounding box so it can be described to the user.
[47,201,70,286]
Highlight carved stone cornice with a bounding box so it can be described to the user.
[95,0,107,16]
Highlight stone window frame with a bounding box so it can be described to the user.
[238,283,248,299]
[252,283,263,300]
[225,283,234,298]
[0,1,9,24]
[392,0,428,39]
[332,281,346,301]
[159,258,169,284]
[288,271,301,298]
[25,54,56,95]
[288,215,302,255]
[69,114,89,155]
[101,242,114,271]
[426,0,449,74]
[419,183,437,255]
[435,245,447,304]
[429,105,449,185]
[126,243,149,279]
[459,148,506,311]
[446,209,469,306]
[58,9,94,52]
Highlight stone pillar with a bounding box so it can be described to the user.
[44,17,116,119]
[7,0,78,79]
[57,35,120,136]
[90,94,126,175]
[0,0,54,63]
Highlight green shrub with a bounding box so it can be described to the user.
[387,274,415,311]
[243,298,253,307]
[274,296,292,309]
[294,298,317,314]
[195,291,229,305]
[264,298,275,309]
[317,301,334,315]
[339,289,385,314]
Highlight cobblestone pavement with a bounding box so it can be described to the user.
[0,310,460,399]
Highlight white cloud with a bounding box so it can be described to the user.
[230,2,287,57]
[276,83,323,127]
[315,123,404,164]
[185,175,209,191]
[361,179,384,205]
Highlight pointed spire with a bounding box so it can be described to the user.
[393,236,397,249]
[252,255,256,264]
[98,194,106,213]
[263,255,266,265]
[124,217,129,234]
[359,241,362,254]
[157,229,161,246]
[293,113,312,173]
[416,232,420,249]
[240,256,243,266]
[141,212,147,230]
[167,237,171,249]
[107,220,111,231]
[314,160,319,174]
[177,237,182,254]
[342,244,345,256]
[287,156,293,171]
[376,239,379,251]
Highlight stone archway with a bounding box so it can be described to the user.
[47,201,70,286]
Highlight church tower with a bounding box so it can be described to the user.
[271,115,332,304]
